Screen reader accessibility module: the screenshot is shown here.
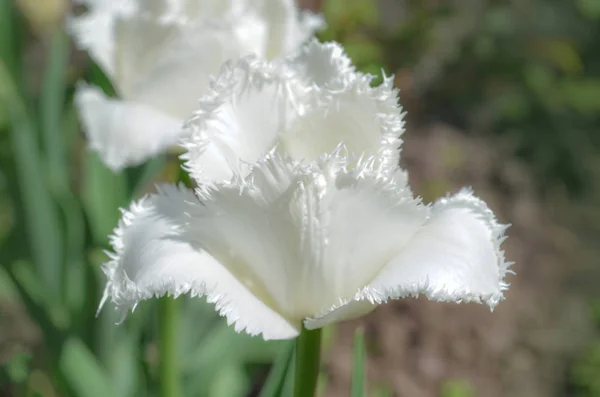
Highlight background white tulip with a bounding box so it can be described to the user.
[69,0,325,171]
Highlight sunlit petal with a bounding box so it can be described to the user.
[188,152,427,322]
[182,56,302,183]
[101,183,300,340]
[281,74,403,170]
[366,188,510,305]
[307,153,428,308]
[306,188,510,329]
[287,39,354,87]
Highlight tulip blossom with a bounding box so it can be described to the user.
[98,41,511,340]
[69,0,324,171]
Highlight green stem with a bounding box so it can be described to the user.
[158,296,181,397]
[293,327,322,397]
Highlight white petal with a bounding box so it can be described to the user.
[193,152,427,321]
[367,188,510,305]
[310,154,428,307]
[100,184,300,340]
[182,56,301,183]
[75,84,183,171]
[111,14,185,98]
[283,40,404,170]
[191,154,309,319]
[280,74,404,170]
[68,1,176,93]
[287,39,354,87]
[115,16,259,119]
[304,299,375,330]
[306,188,510,329]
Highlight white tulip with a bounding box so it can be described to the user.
[98,41,511,340]
[69,0,324,171]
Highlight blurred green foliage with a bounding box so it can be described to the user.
[440,379,475,397]
[569,301,600,397]
[319,0,389,85]
[322,0,600,196]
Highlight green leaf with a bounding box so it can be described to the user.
[208,363,249,397]
[560,79,600,115]
[59,338,115,397]
[0,103,7,131]
[577,0,600,19]
[10,260,69,332]
[258,340,294,397]
[0,0,19,80]
[282,351,295,397]
[4,351,31,383]
[40,30,69,192]
[491,89,531,120]
[524,64,561,109]
[322,0,379,30]
[7,261,67,356]
[483,6,514,36]
[0,264,17,300]
[343,40,383,71]
[108,332,144,397]
[40,30,89,322]
[351,327,367,397]
[532,38,583,75]
[321,324,337,353]
[182,320,283,396]
[95,296,148,396]
[81,152,128,243]
[183,321,284,373]
[129,155,168,198]
[317,372,328,397]
[1,57,63,301]
[440,379,475,397]
[178,298,219,359]
[89,62,117,97]
[370,384,394,397]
